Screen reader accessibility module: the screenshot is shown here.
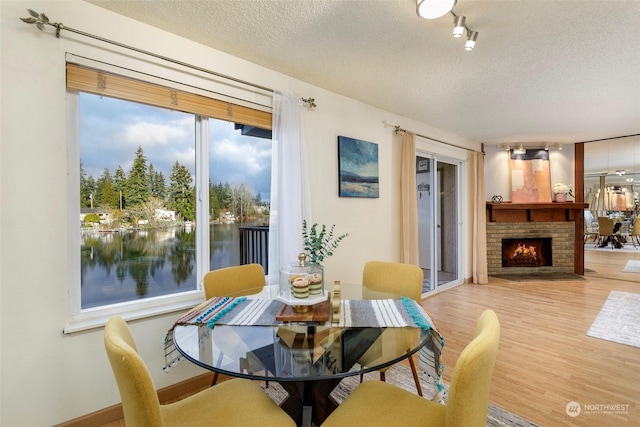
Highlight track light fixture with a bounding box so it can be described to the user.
[416,0,457,19]
[415,3,479,50]
[513,144,526,154]
[555,143,563,151]
[453,15,466,37]
[465,31,478,50]
[450,11,478,50]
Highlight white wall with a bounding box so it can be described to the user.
[0,1,479,424]
[484,144,575,202]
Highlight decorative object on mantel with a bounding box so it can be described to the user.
[491,195,503,204]
[552,183,574,202]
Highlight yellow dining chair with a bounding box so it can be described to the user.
[104,316,295,427]
[596,217,617,249]
[322,309,501,427]
[631,217,640,248]
[203,263,267,385]
[358,260,424,396]
[203,263,266,299]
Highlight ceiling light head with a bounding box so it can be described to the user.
[555,143,563,151]
[616,169,625,176]
[416,0,457,19]
[544,144,549,151]
[465,31,478,50]
[453,15,466,37]
[513,144,526,154]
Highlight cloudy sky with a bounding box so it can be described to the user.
[80,92,272,202]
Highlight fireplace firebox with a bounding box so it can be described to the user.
[502,238,552,268]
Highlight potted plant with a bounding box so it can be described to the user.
[552,183,574,202]
[302,220,349,264]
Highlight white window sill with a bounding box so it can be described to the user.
[63,291,205,334]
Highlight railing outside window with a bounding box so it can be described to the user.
[239,225,269,274]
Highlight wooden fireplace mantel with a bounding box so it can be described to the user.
[486,202,589,223]
[485,202,589,275]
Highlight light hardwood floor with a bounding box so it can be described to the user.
[421,246,640,427]
[92,246,640,427]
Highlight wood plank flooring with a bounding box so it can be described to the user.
[421,246,639,427]
[89,246,640,427]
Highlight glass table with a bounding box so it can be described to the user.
[171,284,433,426]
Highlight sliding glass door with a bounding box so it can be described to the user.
[417,154,461,293]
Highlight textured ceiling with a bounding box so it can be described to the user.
[85,0,640,174]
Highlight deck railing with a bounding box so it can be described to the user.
[239,225,269,274]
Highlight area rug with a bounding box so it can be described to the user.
[622,260,640,273]
[587,291,640,348]
[260,364,539,427]
[585,245,639,254]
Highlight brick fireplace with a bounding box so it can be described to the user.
[486,202,589,276]
[487,222,574,274]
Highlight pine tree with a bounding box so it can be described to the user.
[167,161,195,220]
[95,168,119,208]
[113,166,127,209]
[126,146,149,206]
[79,162,93,208]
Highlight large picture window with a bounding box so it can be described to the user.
[68,63,272,323]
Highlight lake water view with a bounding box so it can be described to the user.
[81,223,253,308]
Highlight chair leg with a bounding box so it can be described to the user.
[380,371,385,382]
[359,372,364,383]
[407,354,423,397]
[210,372,218,387]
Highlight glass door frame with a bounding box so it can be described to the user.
[416,140,466,297]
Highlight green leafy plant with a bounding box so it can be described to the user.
[302,220,349,264]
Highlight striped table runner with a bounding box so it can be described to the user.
[164,295,444,390]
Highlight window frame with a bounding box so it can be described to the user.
[64,63,272,334]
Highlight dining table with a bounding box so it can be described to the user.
[165,283,443,427]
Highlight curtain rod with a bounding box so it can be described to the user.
[382,120,477,152]
[20,8,317,109]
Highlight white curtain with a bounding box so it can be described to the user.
[268,92,310,284]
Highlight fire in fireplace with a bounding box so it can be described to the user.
[502,238,552,268]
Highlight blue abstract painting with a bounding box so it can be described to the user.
[338,136,379,198]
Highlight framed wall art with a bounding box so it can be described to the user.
[337,136,379,198]
[510,149,552,203]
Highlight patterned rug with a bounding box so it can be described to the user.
[585,245,639,254]
[261,363,539,427]
[622,260,640,273]
[587,291,640,348]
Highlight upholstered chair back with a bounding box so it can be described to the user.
[444,309,501,427]
[104,316,163,427]
[362,260,423,303]
[203,263,266,299]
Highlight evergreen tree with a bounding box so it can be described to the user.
[80,162,93,208]
[95,168,119,208]
[148,164,166,200]
[86,176,97,208]
[126,146,149,206]
[167,161,195,220]
[113,166,127,209]
[209,180,221,219]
